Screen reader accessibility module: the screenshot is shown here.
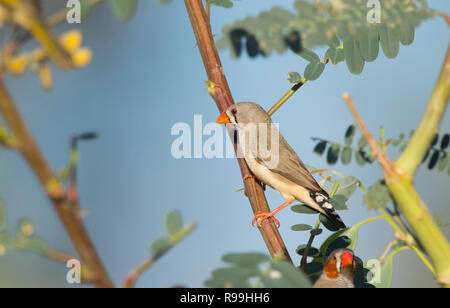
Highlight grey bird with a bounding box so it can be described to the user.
[313,248,358,288]
[216,102,346,229]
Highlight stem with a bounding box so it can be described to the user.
[357,182,435,274]
[123,223,197,288]
[0,79,113,288]
[184,0,292,262]
[300,217,321,271]
[396,44,450,177]
[268,81,305,116]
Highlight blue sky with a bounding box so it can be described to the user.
[0,0,449,287]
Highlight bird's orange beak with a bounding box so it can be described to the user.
[216,112,231,124]
[341,251,353,268]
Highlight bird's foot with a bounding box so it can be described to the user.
[252,211,280,228]
[243,174,255,181]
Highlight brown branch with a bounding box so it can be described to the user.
[184,0,291,263]
[0,79,114,288]
[342,93,400,180]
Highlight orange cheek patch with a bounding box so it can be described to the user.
[324,259,339,279]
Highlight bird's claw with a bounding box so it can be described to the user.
[252,211,280,228]
[243,174,255,181]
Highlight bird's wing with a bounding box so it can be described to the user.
[256,130,327,195]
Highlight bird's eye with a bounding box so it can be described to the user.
[231,109,237,115]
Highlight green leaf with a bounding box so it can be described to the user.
[378,24,399,59]
[210,0,234,8]
[326,144,340,165]
[291,224,313,231]
[222,252,270,266]
[341,147,352,165]
[335,176,358,199]
[355,150,367,166]
[344,125,356,145]
[310,229,323,236]
[150,238,171,256]
[329,194,348,211]
[298,48,320,62]
[363,180,392,210]
[325,45,344,65]
[304,61,325,81]
[218,0,435,66]
[287,71,303,84]
[212,266,259,281]
[314,224,361,263]
[291,204,318,215]
[80,0,94,18]
[166,209,183,237]
[398,25,415,46]
[441,134,450,149]
[204,276,250,288]
[110,0,137,21]
[428,150,440,170]
[262,261,312,288]
[357,25,379,62]
[343,38,365,75]
[358,135,368,148]
[296,244,321,257]
[313,141,327,156]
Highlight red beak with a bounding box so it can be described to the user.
[216,112,231,124]
[341,251,353,268]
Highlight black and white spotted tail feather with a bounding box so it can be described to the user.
[309,191,346,229]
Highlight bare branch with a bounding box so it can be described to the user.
[0,79,114,288]
[184,0,292,262]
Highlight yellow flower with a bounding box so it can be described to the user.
[72,48,92,68]
[60,30,83,53]
[6,55,28,76]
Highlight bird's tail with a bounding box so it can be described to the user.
[309,191,347,229]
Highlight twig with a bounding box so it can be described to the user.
[123,223,197,288]
[343,78,450,287]
[268,53,333,116]
[268,81,305,116]
[0,0,72,69]
[205,0,211,20]
[0,79,113,288]
[342,93,397,178]
[2,0,104,58]
[184,0,292,263]
[300,217,321,272]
